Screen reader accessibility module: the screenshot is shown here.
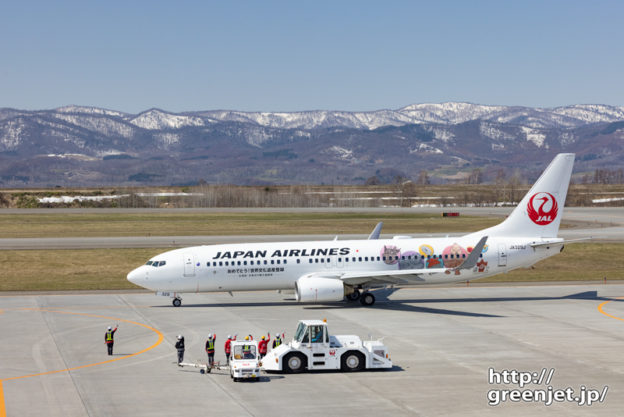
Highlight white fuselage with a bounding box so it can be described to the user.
[126,235,562,293]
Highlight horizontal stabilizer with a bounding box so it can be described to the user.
[458,236,488,270]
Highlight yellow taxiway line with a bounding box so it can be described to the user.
[0,308,163,416]
[0,381,5,417]
[598,298,624,322]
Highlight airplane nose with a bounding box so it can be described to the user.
[127,267,143,285]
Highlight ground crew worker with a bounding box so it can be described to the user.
[258,332,271,358]
[205,333,216,367]
[224,334,236,363]
[272,332,283,349]
[105,325,118,356]
[175,335,185,365]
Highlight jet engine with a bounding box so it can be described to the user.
[295,276,345,303]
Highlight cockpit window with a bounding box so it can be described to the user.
[159,261,166,267]
[145,261,153,266]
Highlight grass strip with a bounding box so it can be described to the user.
[0,212,501,238]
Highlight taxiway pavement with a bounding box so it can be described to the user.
[2,283,624,416]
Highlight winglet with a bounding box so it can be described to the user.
[368,222,383,240]
[459,236,488,270]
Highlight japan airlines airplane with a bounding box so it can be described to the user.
[127,153,575,307]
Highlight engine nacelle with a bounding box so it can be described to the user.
[295,276,345,303]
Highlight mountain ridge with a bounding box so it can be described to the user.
[1,102,623,187]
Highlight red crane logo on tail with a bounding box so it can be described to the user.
[527,192,558,225]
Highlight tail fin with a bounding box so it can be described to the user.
[475,153,575,238]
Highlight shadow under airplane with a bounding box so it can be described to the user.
[151,291,618,319]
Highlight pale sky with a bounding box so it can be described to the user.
[1,0,622,113]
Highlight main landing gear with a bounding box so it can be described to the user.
[346,289,376,306]
[359,292,375,306]
[172,297,182,307]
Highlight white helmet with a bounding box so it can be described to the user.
[275,333,280,338]
[108,326,112,330]
[208,333,212,338]
[227,335,231,339]
[177,335,182,340]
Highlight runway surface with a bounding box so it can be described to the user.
[2,283,624,416]
[0,207,622,249]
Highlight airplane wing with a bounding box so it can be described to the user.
[305,236,488,287]
[368,222,383,240]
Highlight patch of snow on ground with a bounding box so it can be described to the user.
[38,193,203,204]
[479,123,515,141]
[155,133,180,147]
[0,120,24,150]
[410,143,443,154]
[328,146,354,160]
[521,127,546,147]
[592,197,624,203]
[425,127,455,142]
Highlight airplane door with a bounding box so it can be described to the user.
[498,244,507,267]
[183,253,196,277]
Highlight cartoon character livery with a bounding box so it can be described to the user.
[128,154,575,307]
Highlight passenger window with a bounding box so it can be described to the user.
[358,257,362,262]
[377,256,380,261]
[219,261,223,266]
[321,259,325,263]
[365,257,368,261]
[244,261,247,265]
[309,259,313,263]
[284,260,287,264]
[297,259,301,264]
[264,260,268,265]
[382,256,386,261]
[277,260,281,264]
[271,260,275,265]
[345,258,349,262]
[462,254,466,258]
[315,259,319,263]
[338,258,342,262]
[237,261,241,266]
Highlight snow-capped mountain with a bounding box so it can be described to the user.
[1,102,623,186]
[194,102,624,130]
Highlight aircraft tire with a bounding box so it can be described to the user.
[346,289,361,301]
[172,298,182,307]
[359,292,375,306]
